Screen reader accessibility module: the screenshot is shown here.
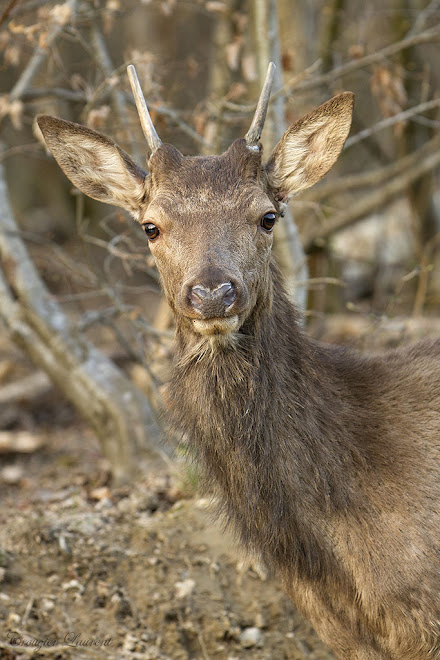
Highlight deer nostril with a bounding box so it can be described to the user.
[217,282,236,307]
[188,282,237,316]
[189,285,209,310]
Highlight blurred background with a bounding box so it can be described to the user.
[0,1,439,658]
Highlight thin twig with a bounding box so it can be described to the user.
[21,87,87,102]
[0,0,21,27]
[303,131,440,202]
[302,135,440,249]
[8,0,78,104]
[88,21,140,159]
[345,97,440,149]
[412,233,440,316]
[152,102,213,150]
[291,24,440,94]
[0,143,42,162]
[405,0,440,37]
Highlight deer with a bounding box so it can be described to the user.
[37,63,440,660]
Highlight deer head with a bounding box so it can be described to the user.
[37,65,353,341]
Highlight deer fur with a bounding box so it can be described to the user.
[37,81,440,659]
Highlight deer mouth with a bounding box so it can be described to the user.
[191,315,240,336]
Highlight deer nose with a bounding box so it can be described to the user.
[189,282,237,318]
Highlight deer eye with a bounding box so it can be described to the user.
[143,223,160,241]
[260,212,277,232]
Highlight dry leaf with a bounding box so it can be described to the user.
[0,361,13,383]
[205,1,227,12]
[282,49,294,72]
[50,3,72,26]
[225,36,242,71]
[4,45,21,67]
[193,110,208,136]
[0,431,44,454]
[371,64,407,118]
[89,487,112,501]
[0,98,24,130]
[348,44,365,59]
[242,54,257,82]
[87,105,111,130]
[226,82,247,101]
[160,0,176,16]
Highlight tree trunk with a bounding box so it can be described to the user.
[0,163,167,484]
[252,0,309,312]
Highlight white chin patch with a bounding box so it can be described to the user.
[192,316,240,336]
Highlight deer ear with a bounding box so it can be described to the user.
[265,92,354,200]
[37,115,148,220]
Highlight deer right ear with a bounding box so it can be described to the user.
[265,92,354,201]
[37,116,148,220]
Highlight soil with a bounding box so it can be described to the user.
[3,306,440,660]
[0,343,334,660]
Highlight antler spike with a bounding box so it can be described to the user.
[127,64,162,155]
[244,62,276,149]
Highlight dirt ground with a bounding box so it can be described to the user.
[0,340,335,660]
[2,313,440,660]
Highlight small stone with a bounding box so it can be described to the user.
[254,611,266,628]
[240,626,263,648]
[6,612,21,626]
[40,597,55,612]
[62,579,83,593]
[174,578,195,599]
[1,465,23,484]
[89,486,111,501]
[122,632,138,651]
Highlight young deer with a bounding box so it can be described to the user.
[37,64,440,659]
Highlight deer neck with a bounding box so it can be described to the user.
[168,261,363,578]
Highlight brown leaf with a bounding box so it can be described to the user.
[241,54,257,82]
[4,44,20,67]
[225,82,247,101]
[0,431,44,454]
[225,36,242,72]
[49,3,72,26]
[371,65,407,118]
[205,1,227,12]
[87,105,111,130]
[348,44,365,59]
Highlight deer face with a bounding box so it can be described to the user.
[140,140,278,336]
[37,65,353,340]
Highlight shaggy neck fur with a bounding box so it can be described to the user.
[167,262,379,588]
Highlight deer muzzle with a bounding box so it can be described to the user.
[189,282,237,317]
[179,271,249,336]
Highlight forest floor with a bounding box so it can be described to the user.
[0,400,332,660]
[1,311,440,660]
[0,321,338,660]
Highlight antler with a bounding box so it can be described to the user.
[244,62,276,149]
[127,64,162,155]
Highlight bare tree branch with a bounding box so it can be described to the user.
[8,0,78,105]
[345,97,440,149]
[0,162,168,483]
[253,0,308,311]
[291,24,440,94]
[304,131,440,202]
[302,132,440,249]
[0,0,21,28]
[88,22,142,160]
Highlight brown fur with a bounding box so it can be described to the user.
[37,94,440,659]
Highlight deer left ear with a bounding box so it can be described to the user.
[265,92,354,201]
[37,115,148,220]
